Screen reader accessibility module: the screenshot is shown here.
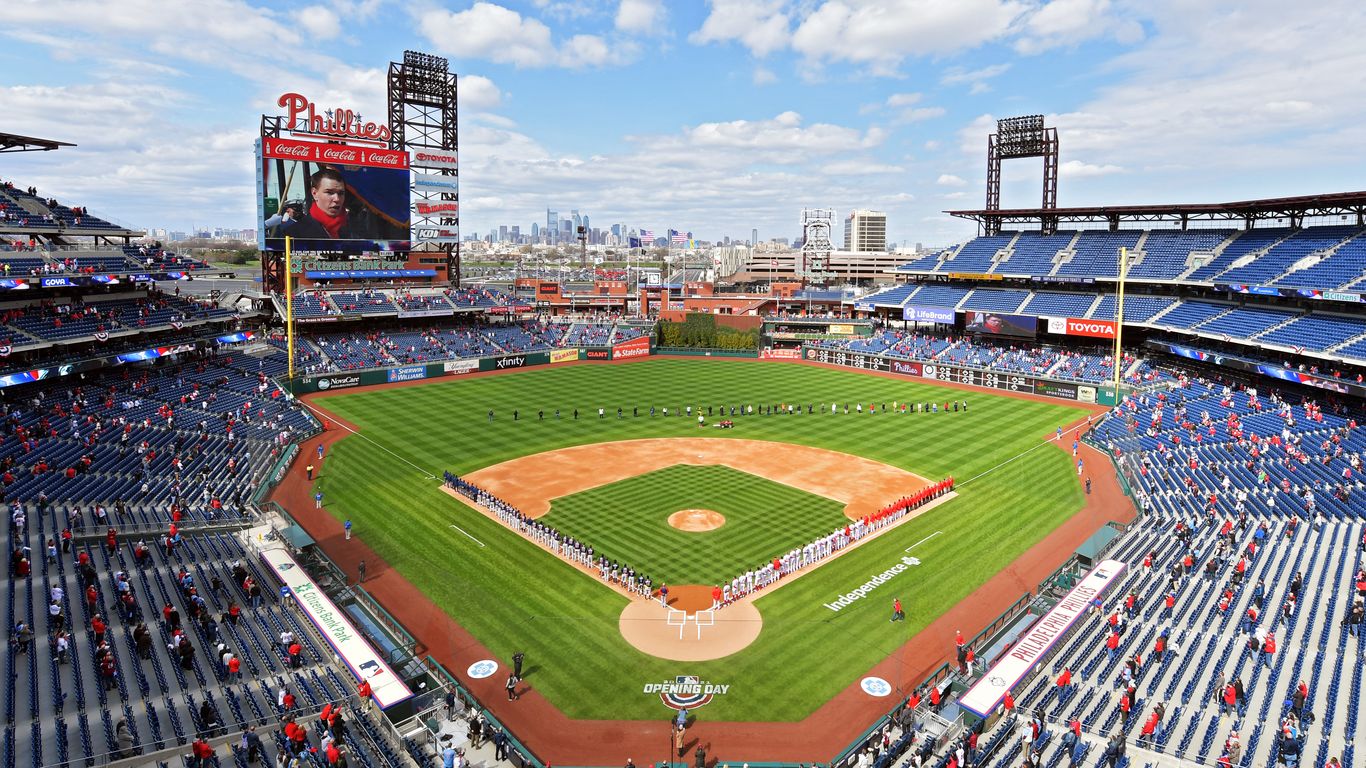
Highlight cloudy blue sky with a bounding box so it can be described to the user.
[1,0,1364,247]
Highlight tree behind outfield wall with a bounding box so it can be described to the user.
[656,312,758,351]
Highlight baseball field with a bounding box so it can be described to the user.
[309,358,1091,722]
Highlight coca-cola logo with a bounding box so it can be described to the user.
[266,140,312,157]
[364,151,406,167]
[278,92,391,143]
[321,148,359,162]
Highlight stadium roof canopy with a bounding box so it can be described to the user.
[947,190,1366,231]
[0,131,75,154]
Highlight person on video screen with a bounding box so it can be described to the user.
[278,167,378,240]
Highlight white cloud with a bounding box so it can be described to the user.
[298,6,342,40]
[937,174,968,187]
[689,0,791,57]
[898,106,946,123]
[1058,160,1124,177]
[682,111,885,154]
[886,92,923,108]
[941,63,1011,94]
[415,2,635,69]
[460,75,503,111]
[790,0,1029,74]
[615,0,664,33]
[752,67,778,86]
[1015,0,1143,54]
[822,159,905,175]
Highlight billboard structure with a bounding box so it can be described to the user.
[390,51,461,282]
[258,136,411,250]
[257,51,460,295]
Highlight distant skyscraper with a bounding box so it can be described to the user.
[546,209,557,244]
[752,228,758,247]
[582,214,590,232]
[531,222,539,240]
[572,210,581,232]
[511,225,520,243]
[498,225,508,243]
[844,210,888,252]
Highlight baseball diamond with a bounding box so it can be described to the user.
[297,358,1094,728]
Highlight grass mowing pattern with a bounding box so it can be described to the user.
[314,358,1091,721]
[542,464,848,585]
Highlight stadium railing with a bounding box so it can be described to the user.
[654,347,759,358]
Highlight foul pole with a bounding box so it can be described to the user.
[285,236,295,392]
[1112,246,1128,398]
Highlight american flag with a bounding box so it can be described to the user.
[639,229,654,244]
[670,229,687,245]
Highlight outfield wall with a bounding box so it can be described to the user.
[291,336,654,393]
[799,346,1122,406]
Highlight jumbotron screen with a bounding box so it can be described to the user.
[257,137,410,250]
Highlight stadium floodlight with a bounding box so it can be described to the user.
[985,115,1059,233]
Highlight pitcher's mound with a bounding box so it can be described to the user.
[668,509,725,531]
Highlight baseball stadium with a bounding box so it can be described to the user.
[0,33,1363,768]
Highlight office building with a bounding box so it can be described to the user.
[843,210,887,252]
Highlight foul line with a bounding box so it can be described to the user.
[300,401,438,480]
[956,434,1070,486]
[904,531,943,553]
[448,524,486,548]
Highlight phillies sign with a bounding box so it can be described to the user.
[262,137,409,170]
[1064,318,1116,339]
[278,92,391,144]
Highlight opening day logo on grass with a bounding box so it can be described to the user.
[645,675,730,710]
[823,555,921,612]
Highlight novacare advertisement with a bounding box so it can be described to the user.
[260,548,412,709]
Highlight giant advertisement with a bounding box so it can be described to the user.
[964,311,1037,339]
[259,137,411,249]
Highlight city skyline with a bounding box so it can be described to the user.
[1,1,1363,249]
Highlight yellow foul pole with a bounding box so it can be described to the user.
[285,236,295,390]
[1113,246,1128,398]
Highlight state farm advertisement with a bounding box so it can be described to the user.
[612,336,651,359]
[1063,317,1116,339]
[262,137,409,169]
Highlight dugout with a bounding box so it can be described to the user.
[1072,525,1122,570]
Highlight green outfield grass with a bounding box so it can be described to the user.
[542,464,848,584]
[313,358,1092,721]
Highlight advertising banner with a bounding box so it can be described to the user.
[904,305,956,324]
[947,272,1003,281]
[412,226,460,244]
[443,359,479,375]
[1062,318,1116,339]
[480,353,548,371]
[259,548,412,709]
[260,138,410,250]
[612,336,652,359]
[386,366,427,383]
[760,349,802,360]
[585,349,611,360]
[959,560,1126,718]
[412,173,460,191]
[964,311,1037,339]
[415,201,459,216]
[890,360,923,377]
[311,374,362,391]
[410,149,458,170]
[828,324,856,335]
[550,349,579,364]
[262,137,409,170]
[397,308,454,319]
[306,269,437,280]
[1034,381,1079,400]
